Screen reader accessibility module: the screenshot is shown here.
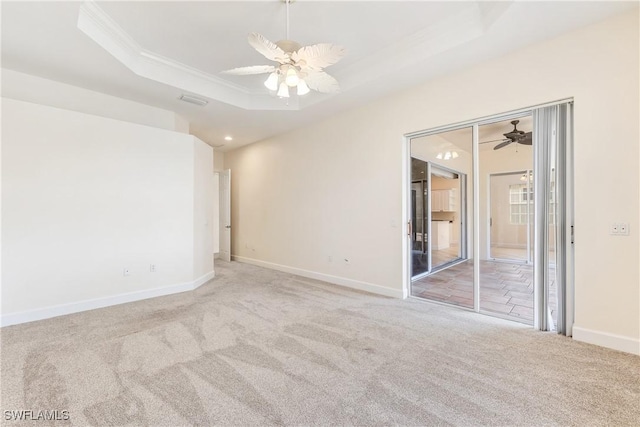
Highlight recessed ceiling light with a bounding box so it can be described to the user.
[224,136,233,141]
[178,94,208,106]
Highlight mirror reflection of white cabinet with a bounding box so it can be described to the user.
[431,221,450,249]
[431,189,456,212]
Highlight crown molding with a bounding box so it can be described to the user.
[77,1,300,111]
[76,1,508,112]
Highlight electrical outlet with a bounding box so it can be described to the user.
[123,268,130,276]
[150,264,156,273]
[611,223,630,236]
[619,223,629,235]
[328,256,332,263]
[610,223,619,235]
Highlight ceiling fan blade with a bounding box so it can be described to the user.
[292,43,346,71]
[221,65,276,75]
[494,140,514,150]
[304,71,340,93]
[479,138,508,145]
[517,132,533,145]
[248,33,288,63]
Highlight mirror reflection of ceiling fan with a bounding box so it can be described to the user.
[480,120,532,150]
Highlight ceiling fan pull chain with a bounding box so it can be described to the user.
[285,0,290,40]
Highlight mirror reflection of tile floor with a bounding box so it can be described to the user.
[412,246,461,278]
[411,260,557,326]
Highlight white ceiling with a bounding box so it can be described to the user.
[1,1,634,152]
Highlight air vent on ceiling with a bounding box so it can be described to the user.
[178,94,208,106]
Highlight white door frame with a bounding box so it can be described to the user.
[403,99,574,333]
[219,169,231,262]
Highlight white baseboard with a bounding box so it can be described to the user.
[232,255,403,299]
[490,243,527,249]
[572,326,640,355]
[192,270,216,289]
[1,270,215,327]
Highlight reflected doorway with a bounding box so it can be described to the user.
[489,171,533,263]
[411,159,467,279]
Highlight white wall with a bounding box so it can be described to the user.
[212,151,224,255]
[193,138,215,278]
[214,151,225,172]
[175,115,190,134]
[212,173,220,255]
[225,10,640,354]
[1,97,214,325]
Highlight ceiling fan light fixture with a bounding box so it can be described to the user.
[277,82,290,98]
[220,0,346,97]
[297,79,310,96]
[285,67,299,87]
[435,151,458,161]
[264,72,279,91]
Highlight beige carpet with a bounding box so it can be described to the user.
[1,261,639,426]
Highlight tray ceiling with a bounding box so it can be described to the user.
[1,1,635,151]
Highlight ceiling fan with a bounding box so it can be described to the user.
[221,0,346,98]
[480,120,533,150]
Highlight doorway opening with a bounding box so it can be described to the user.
[410,126,473,308]
[405,102,573,334]
[219,169,231,262]
[411,158,467,279]
[489,171,533,263]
